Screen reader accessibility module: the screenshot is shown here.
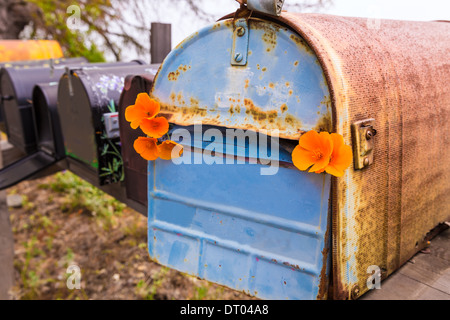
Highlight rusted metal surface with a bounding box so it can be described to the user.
[151,17,332,141]
[151,8,449,299]
[268,12,450,299]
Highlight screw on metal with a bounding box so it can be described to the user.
[351,285,361,300]
[366,128,377,140]
[234,53,243,62]
[236,26,245,37]
[363,157,370,167]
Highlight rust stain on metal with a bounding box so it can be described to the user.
[256,20,279,53]
[314,112,332,133]
[317,233,330,300]
[289,34,314,56]
[269,11,448,299]
[244,98,278,123]
[168,64,191,81]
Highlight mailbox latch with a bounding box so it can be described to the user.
[351,119,377,170]
[231,18,250,66]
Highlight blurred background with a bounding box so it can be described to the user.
[1,0,449,63]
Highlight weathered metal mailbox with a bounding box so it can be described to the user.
[118,73,159,208]
[146,6,450,300]
[57,62,159,186]
[0,82,67,190]
[0,57,88,152]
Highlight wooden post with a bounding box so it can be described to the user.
[150,22,172,64]
[0,133,14,299]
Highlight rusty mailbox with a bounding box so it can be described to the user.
[56,62,159,188]
[145,3,450,300]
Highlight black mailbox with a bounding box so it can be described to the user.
[0,82,67,190]
[0,58,88,153]
[0,57,87,128]
[118,73,158,208]
[32,82,66,160]
[57,62,158,186]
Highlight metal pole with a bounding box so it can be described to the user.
[150,22,172,64]
[0,133,14,299]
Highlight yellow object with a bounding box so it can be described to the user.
[0,40,63,62]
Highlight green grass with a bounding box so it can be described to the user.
[41,171,126,229]
[135,267,169,300]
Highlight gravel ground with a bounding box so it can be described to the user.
[6,172,257,300]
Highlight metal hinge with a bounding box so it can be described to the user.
[351,119,377,170]
[237,0,285,16]
[231,18,250,66]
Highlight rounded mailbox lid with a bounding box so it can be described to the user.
[151,17,331,141]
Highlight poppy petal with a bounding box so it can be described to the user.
[292,145,316,171]
[140,117,169,138]
[308,156,331,173]
[298,130,322,151]
[125,104,146,129]
[157,140,183,160]
[325,164,345,177]
[133,137,159,160]
[318,132,333,158]
[330,133,344,150]
[322,134,353,177]
[332,144,353,171]
[135,92,160,119]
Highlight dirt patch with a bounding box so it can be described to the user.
[6,172,257,300]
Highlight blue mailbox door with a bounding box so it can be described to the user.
[148,16,333,300]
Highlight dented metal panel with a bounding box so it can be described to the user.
[150,18,332,141]
[148,134,332,300]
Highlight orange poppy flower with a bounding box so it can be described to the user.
[157,140,184,160]
[140,116,170,138]
[322,133,353,177]
[292,130,333,173]
[125,93,160,129]
[133,137,159,161]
